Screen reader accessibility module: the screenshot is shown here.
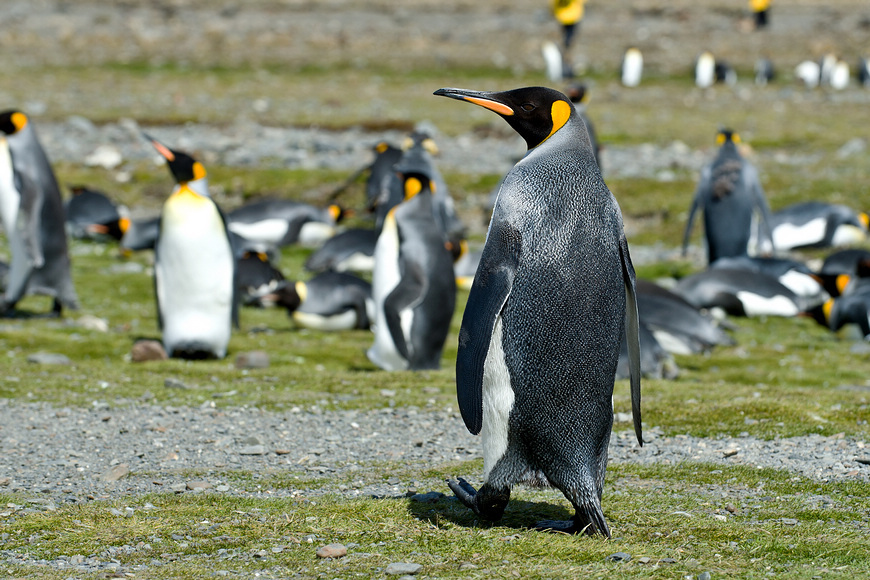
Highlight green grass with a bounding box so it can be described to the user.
[0,463,867,579]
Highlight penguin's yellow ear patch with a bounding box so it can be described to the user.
[716,133,726,146]
[328,204,342,221]
[295,281,308,303]
[11,112,28,131]
[859,212,869,229]
[732,133,741,144]
[545,100,572,141]
[836,274,851,295]
[822,298,834,321]
[375,142,389,154]
[404,177,423,200]
[192,161,207,181]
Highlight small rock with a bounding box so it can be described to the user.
[380,389,396,397]
[102,464,130,482]
[385,562,422,576]
[782,518,798,525]
[239,445,267,456]
[169,483,187,493]
[606,552,631,562]
[186,481,212,491]
[0,477,10,486]
[85,144,124,169]
[699,572,712,580]
[315,543,347,559]
[235,351,270,369]
[638,556,651,564]
[77,314,109,332]
[131,340,168,362]
[660,558,677,564]
[458,562,478,570]
[723,449,739,458]
[164,378,191,390]
[27,352,71,365]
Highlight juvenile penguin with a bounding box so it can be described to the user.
[148,135,238,359]
[434,86,642,537]
[366,152,457,371]
[0,110,79,316]
[682,129,775,264]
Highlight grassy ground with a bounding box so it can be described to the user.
[2,2,870,576]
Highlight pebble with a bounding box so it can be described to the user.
[130,340,168,362]
[239,445,267,456]
[26,352,71,365]
[186,481,212,491]
[385,562,422,576]
[76,314,109,332]
[235,351,270,369]
[606,552,632,562]
[699,572,712,580]
[102,464,130,482]
[315,543,347,559]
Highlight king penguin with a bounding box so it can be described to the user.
[682,129,775,264]
[434,86,642,537]
[147,134,238,359]
[621,47,643,88]
[0,110,79,316]
[366,149,457,371]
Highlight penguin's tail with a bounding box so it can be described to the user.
[574,502,611,538]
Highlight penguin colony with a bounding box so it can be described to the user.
[1,3,869,543]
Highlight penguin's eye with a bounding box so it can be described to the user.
[520,103,536,112]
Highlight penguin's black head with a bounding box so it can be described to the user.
[434,86,575,150]
[144,133,206,184]
[566,83,588,104]
[716,128,740,147]
[0,110,28,135]
[801,298,834,329]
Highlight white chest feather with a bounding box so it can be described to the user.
[228,218,290,245]
[367,212,409,370]
[830,224,866,247]
[156,193,234,355]
[481,316,515,478]
[735,291,799,317]
[0,140,20,235]
[772,218,826,250]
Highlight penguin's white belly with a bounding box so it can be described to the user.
[772,218,826,250]
[735,291,799,317]
[335,252,375,273]
[481,316,515,478]
[651,329,694,355]
[229,219,289,245]
[293,309,358,331]
[0,140,20,236]
[298,221,335,247]
[157,201,234,357]
[830,224,866,247]
[622,52,643,87]
[777,271,824,299]
[367,215,409,370]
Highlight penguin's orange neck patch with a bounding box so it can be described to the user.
[404,177,423,200]
[11,112,28,132]
[822,298,834,321]
[543,100,572,143]
[464,96,514,117]
[193,162,207,181]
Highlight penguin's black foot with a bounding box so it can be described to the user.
[446,478,510,521]
[446,477,478,510]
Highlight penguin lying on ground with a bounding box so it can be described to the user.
[819,249,870,278]
[761,201,869,252]
[0,110,79,316]
[617,320,678,380]
[227,199,343,252]
[120,215,160,252]
[435,85,641,537]
[674,268,814,317]
[65,185,130,241]
[366,149,456,371]
[636,279,734,354]
[293,270,373,331]
[682,129,775,264]
[147,134,238,359]
[236,251,300,311]
[805,287,870,340]
[710,255,827,302]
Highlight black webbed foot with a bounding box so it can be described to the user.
[446,477,510,521]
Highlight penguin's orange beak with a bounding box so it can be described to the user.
[434,88,515,116]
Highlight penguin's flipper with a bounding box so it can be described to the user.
[17,173,45,268]
[383,260,428,361]
[745,164,776,254]
[682,167,710,256]
[455,222,522,435]
[619,235,643,446]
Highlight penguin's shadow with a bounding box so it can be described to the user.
[0,308,62,320]
[406,492,573,532]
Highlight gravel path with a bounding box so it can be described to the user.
[1,399,867,506]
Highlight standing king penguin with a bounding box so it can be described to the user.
[434,86,642,537]
[366,150,456,371]
[0,110,79,316]
[682,129,775,265]
[147,135,238,359]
